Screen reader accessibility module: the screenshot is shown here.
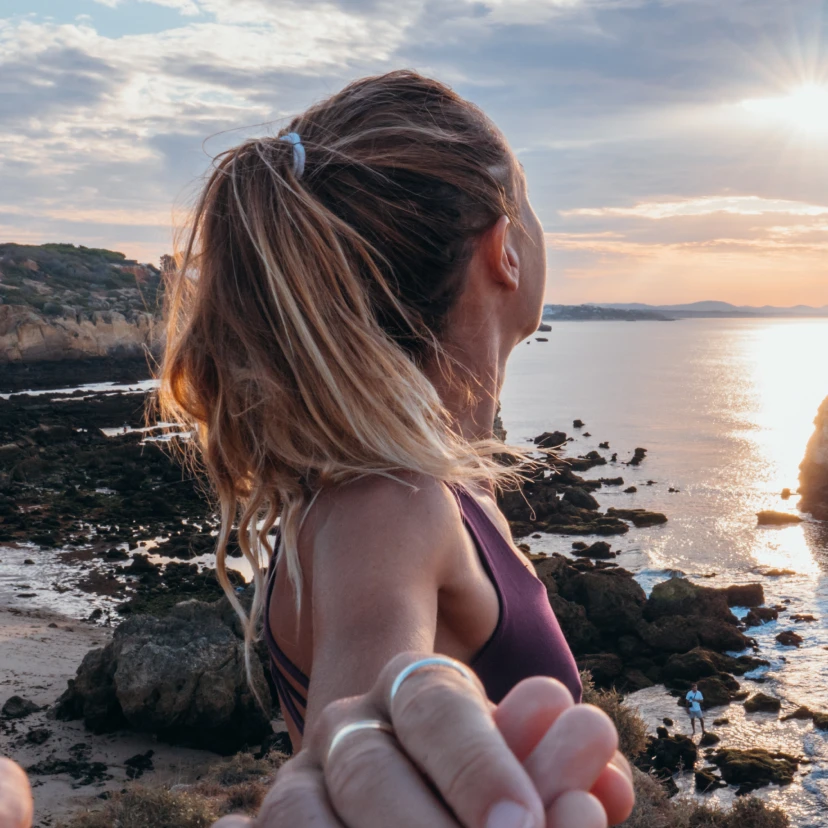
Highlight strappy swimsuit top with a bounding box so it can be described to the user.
[264,486,582,735]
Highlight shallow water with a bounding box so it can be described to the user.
[500,318,828,826]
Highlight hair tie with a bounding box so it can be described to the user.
[279,132,306,178]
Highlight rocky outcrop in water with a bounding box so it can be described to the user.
[54,598,273,755]
[800,395,828,519]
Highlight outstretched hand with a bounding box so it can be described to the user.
[213,655,634,828]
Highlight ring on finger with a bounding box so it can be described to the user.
[327,719,394,763]
[389,656,478,704]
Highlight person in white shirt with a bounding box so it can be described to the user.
[686,683,706,735]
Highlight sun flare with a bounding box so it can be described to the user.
[741,84,828,133]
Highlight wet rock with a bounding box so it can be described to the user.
[599,442,610,449]
[781,706,815,721]
[646,733,698,773]
[695,768,726,792]
[54,599,273,754]
[700,732,720,746]
[124,749,155,780]
[606,507,667,527]
[572,541,615,559]
[645,578,736,625]
[624,486,637,493]
[627,448,648,466]
[562,487,599,511]
[534,431,567,449]
[713,717,729,726]
[791,614,817,622]
[25,727,52,745]
[776,630,803,647]
[724,583,764,607]
[757,511,802,525]
[2,695,41,719]
[744,693,781,713]
[744,607,778,627]
[697,675,741,707]
[662,718,674,727]
[573,419,585,429]
[711,748,799,792]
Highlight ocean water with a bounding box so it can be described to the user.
[501,318,828,826]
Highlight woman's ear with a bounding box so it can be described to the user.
[486,215,520,292]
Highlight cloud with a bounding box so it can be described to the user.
[93,0,201,13]
[562,196,828,220]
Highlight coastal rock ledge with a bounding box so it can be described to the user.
[800,395,828,519]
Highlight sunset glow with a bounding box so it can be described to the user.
[741,85,828,134]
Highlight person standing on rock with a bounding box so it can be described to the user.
[686,684,706,735]
[160,71,634,828]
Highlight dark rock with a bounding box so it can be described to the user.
[711,748,799,792]
[534,431,567,449]
[744,607,779,627]
[623,669,654,691]
[2,695,41,719]
[571,541,588,551]
[627,448,648,466]
[757,511,802,525]
[54,599,273,754]
[791,614,817,622]
[663,718,674,727]
[562,487,600,511]
[724,583,764,607]
[578,653,624,685]
[606,507,667,527]
[124,749,155,780]
[656,726,669,739]
[695,768,726,792]
[648,733,698,773]
[104,547,129,561]
[573,419,585,429]
[781,706,815,722]
[776,630,803,647]
[713,717,729,726]
[700,732,720,746]
[624,486,638,494]
[645,578,736,624]
[25,727,52,745]
[744,693,781,713]
[781,488,792,499]
[697,675,741,707]
[599,442,610,449]
[572,541,615,559]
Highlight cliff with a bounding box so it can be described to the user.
[0,243,164,363]
[799,396,828,519]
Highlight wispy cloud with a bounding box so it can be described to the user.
[562,196,828,220]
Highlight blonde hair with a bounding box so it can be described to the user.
[159,70,523,694]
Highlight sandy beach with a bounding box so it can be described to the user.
[0,603,222,827]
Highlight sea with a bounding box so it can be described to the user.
[2,317,828,824]
[500,317,828,826]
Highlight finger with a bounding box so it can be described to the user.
[320,713,458,828]
[0,758,33,828]
[610,751,633,783]
[372,653,545,828]
[546,790,607,828]
[524,705,618,807]
[493,677,575,762]
[590,764,635,826]
[255,753,344,827]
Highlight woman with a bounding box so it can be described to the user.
[161,70,635,827]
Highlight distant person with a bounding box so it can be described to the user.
[686,683,706,735]
[161,71,634,827]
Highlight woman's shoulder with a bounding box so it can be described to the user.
[303,473,468,575]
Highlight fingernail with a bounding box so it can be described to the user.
[486,801,535,828]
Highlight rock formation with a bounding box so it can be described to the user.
[799,395,828,519]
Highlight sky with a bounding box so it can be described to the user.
[2,0,828,306]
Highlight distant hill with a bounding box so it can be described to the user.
[543,304,675,322]
[0,243,164,363]
[599,301,828,318]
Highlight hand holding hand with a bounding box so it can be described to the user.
[213,654,634,828]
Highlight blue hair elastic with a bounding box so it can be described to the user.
[279,131,306,178]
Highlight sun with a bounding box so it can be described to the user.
[741,84,828,134]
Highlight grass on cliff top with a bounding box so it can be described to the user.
[60,752,287,828]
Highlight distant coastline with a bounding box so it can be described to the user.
[543,301,828,321]
[543,304,675,322]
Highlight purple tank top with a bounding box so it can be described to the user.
[264,486,582,735]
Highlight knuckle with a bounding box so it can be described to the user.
[259,774,318,822]
[393,672,472,730]
[441,743,502,804]
[313,697,358,744]
[326,737,396,806]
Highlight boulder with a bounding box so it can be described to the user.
[2,696,41,719]
[699,732,720,746]
[54,599,273,754]
[606,507,667,527]
[744,693,781,713]
[744,607,779,627]
[648,734,698,773]
[799,396,828,520]
[533,431,567,449]
[561,487,600,511]
[697,675,740,707]
[663,648,764,681]
[559,569,646,634]
[577,653,624,685]
[776,630,803,647]
[644,577,736,625]
[757,511,802,525]
[572,541,615,559]
[724,583,764,607]
[711,748,799,792]
[695,768,726,792]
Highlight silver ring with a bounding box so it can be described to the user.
[389,656,477,703]
[327,719,394,763]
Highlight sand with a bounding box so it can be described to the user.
[0,604,222,827]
